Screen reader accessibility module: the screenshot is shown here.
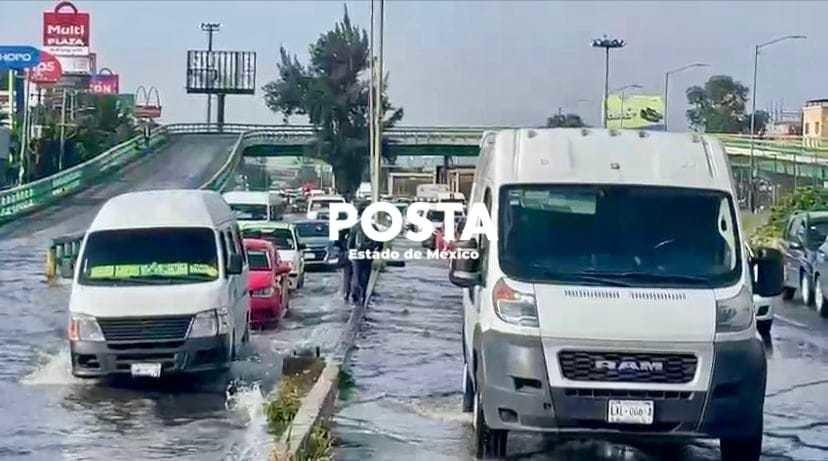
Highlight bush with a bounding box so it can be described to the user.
[750,187,828,247]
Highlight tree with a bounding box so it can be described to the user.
[263,7,403,195]
[685,75,770,134]
[546,113,585,128]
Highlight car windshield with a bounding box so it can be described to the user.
[426,210,445,223]
[296,222,329,238]
[247,250,271,271]
[499,185,741,288]
[311,199,341,210]
[230,203,268,221]
[260,228,296,250]
[79,227,219,285]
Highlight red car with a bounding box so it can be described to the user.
[244,238,292,328]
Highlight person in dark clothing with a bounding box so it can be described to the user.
[346,213,382,305]
[338,228,353,301]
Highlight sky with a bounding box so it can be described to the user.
[1,1,824,130]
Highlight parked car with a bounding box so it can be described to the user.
[808,236,828,318]
[244,238,292,327]
[240,222,306,289]
[294,220,342,269]
[450,129,783,460]
[69,190,250,379]
[780,211,828,305]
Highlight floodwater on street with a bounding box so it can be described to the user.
[334,240,828,461]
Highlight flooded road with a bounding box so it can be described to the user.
[0,139,349,460]
[334,240,828,461]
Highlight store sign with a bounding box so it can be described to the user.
[606,94,665,130]
[57,54,91,74]
[27,50,62,84]
[89,74,119,94]
[0,46,41,70]
[43,2,90,48]
[43,45,88,57]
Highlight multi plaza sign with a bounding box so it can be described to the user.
[43,2,90,49]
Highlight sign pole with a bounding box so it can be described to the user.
[17,78,30,184]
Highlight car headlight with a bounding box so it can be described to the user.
[716,285,753,333]
[492,278,539,327]
[188,309,231,338]
[252,287,274,298]
[68,313,105,342]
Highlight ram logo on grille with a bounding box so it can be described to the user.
[594,360,664,372]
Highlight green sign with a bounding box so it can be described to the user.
[606,94,664,129]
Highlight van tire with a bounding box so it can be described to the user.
[720,432,762,461]
[473,386,507,458]
[801,272,813,306]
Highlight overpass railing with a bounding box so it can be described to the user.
[0,127,169,226]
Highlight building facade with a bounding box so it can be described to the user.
[803,99,828,140]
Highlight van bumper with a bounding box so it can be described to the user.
[70,334,231,378]
[477,330,765,440]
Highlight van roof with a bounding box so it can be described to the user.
[484,128,733,192]
[309,195,344,201]
[89,190,233,232]
[222,191,280,205]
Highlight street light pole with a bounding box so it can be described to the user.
[592,36,625,128]
[663,63,708,132]
[748,34,806,211]
[201,22,221,126]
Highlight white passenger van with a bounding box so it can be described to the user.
[306,194,345,220]
[223,191,284,224]
[69,190,250,378]
[449,129,783,460]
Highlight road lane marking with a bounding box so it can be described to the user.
[774,314,809,329]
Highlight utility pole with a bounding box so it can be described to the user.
[201,22,221,127]
[591,36,625,128]
[370,0,385,203]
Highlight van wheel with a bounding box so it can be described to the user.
[473,387,507,458]
[720,432,762,461]
[781,286,795,300]
[801,272,814,306]
[462,364,474,413]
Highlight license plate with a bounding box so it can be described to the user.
[607,400,654,424]
[130,363,162,378]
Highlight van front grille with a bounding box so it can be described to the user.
[98,316,193,342]
[559,350,697,384]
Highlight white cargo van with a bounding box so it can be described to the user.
[223,191,284,224]
[449,129,783,460]
[68,190,250,378]
[306,194,345,220]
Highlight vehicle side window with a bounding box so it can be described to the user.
[795,219,806,243]
[474,188,493,293]
[219,231,228,276]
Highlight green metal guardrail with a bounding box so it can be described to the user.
[0,127,169,226]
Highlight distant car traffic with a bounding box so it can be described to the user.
[780,211,828,306]
[241,222,306,289]
[306,194,345,220]
[244,238,292,327]
[294,220,342,269]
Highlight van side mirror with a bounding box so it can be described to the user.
[752,247,783,297]
[227,254,244,275]
[449,240,481,288]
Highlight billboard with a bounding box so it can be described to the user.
[43,2,90,49]
[186,50,256,94]
[0,46,41,70]
[56,54,91,74]
[89,69,119,94]
[27,50,62,84]
[606,94,665,129]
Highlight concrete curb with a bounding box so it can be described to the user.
[270,248,386,460]
[271,361,340,461]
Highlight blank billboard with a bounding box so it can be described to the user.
[186,50,256,95]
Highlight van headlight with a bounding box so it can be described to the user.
[68,314,105,342]
[188,309,231,338]
[716,285,753,333]
[492,278,539,327]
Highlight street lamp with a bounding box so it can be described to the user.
[748,34,806,211]
[200,22,221,125]
[611,84,642,128]
[663,62,709,131]
[592,36,626,128]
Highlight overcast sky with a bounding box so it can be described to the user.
[2,1,823,130]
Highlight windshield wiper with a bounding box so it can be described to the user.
[526,266,631,287]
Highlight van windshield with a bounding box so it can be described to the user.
[230,204,269,221]
[79,227,219,286]
[498,185,741,288]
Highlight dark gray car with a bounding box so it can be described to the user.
[781,211,828,308]
[294,219,342,268]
